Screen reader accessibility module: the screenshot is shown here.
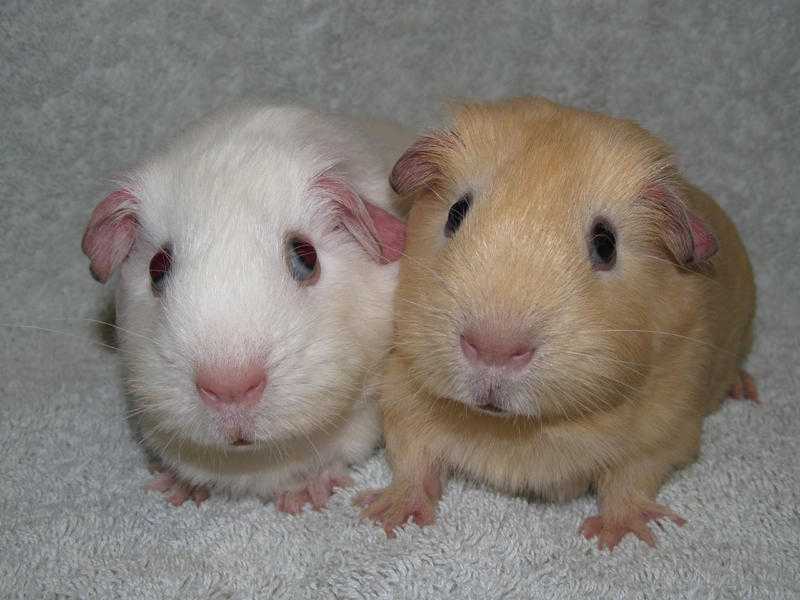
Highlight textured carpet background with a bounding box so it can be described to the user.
[1,1,798,598]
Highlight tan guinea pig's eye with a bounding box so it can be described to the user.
[286,236,320,285]
[589,219,617,270]
[444,192,473,237]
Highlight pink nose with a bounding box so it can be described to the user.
[196,364,267,409]
[460,330,534,369]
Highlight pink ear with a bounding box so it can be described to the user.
[389,130,460,195]
[312,175,406,264]
[81,189,139,283]
[363,201,406,263]
[644,184,718,265]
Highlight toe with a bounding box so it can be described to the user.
[360,494,393,522]
[579,515,604,539]
[353,488,383,508]
[329,473,354,489]
[276,491,309,514]
[598,528,624,551]
[168,488,190,506]
[191,487,209,506]
[292,490,312,514]
[146,472,175,493]
[741,370,759,402]
[630,521,657,547]
[308,480,331,510]
[642,502,687,527]
[411,501,436,527]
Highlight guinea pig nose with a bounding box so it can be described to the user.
[460,331,534,369]
[196,364,267,409]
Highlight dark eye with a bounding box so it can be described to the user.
[149,245,172,293]
[445,192,473,237]
[286,236,319,285]
[589,220,616,270]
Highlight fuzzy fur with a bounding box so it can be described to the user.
[359,97,756,547]
[86,104,414,500]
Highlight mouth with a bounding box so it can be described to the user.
[475,402,507,415]
[472,386,509,416]
[220,420,255,447]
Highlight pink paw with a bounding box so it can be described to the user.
[354,473,442,538]
[146,464,209,507]
[727,369,759,403]
[275,469,353,515]
[579,501,686,550]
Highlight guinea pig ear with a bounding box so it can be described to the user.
[643,183,719,266]
[312,174,406,264]
[389,130,460,195]
[81,189,139,283]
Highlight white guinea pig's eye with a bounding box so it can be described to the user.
[444,192,473,237]
[149,245,172,294]
[589,219,617,270]
[286,236,320,285]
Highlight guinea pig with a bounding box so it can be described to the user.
[82,104,413,512]
[355,97,757,549]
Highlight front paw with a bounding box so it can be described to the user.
[580,500,686,550]
[275,468,353,515]
[146,463,209,507]
[354,476,442,537]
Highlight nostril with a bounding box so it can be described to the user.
[198,383,218,400]
[242,376,267,401]
[460,334,479,362]
[508,348,534,368]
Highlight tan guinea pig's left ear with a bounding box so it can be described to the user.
[643,183,719,266]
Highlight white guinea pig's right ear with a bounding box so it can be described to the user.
[389,130,461,195]
[81,189,139,283]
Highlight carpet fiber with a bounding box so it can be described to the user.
[1,1,798,597]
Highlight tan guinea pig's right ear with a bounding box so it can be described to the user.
[643,183,719,266]
[389,130,461,196]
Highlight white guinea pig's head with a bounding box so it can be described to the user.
[82,106,405,448]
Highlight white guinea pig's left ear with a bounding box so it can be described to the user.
[311,173,406,264]
[644,183,719,265]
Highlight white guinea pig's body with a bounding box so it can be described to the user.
[83,105,413,509]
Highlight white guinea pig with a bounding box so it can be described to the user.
[82,104,413,512]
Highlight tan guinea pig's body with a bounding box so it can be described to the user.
[356,97,757,550]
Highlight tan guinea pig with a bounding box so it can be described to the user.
[355,97,757,550]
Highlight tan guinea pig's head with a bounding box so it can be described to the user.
[389,97,719,420]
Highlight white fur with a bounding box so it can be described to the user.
[113,105,412,498]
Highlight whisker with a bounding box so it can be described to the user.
[0,323,123,353]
